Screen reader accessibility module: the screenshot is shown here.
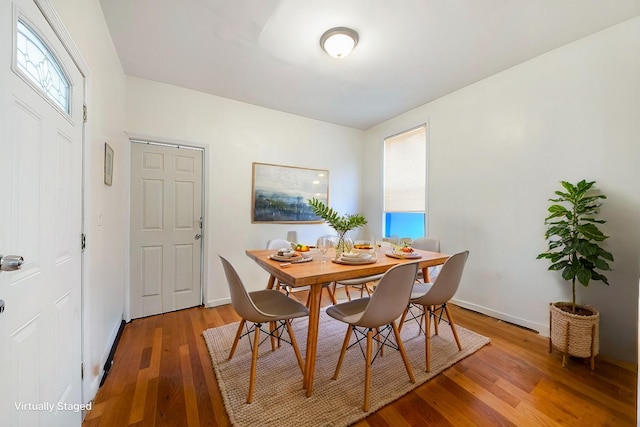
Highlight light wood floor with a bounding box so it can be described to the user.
[83,290,637,426]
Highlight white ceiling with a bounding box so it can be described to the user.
[99,0,640,130]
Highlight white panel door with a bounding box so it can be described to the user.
[0,0,84,425]
[130,142,203,318]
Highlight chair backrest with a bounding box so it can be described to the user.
[356,263,419,328]
[219,256,264,320]
[412,237,441,252]
[413,251,469,305]
[266,239,293,250]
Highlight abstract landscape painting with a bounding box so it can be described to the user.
[252,162,329,223]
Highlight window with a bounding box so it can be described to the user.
[15,19,70,114]
[383,125,427,239]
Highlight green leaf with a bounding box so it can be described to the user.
[307,198,367,233]
[597,248,614,262]
[576,267,592,287]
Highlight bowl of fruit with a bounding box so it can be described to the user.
[294,243,312,258]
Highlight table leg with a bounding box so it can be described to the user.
[266,275,276,290]
[422,267,430,283]
[303,283,322,397]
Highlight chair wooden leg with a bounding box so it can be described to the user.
[392,321,415,384]
[285,319,305,376]
[363,329,373,412]
[269,321,276,351]
[344,285,351,301]
[376,327,383,356]
[432,305,439,336]
[333,326,353,380]
[364,283,372,296]
[326,283,338,305]
[425,306,431,372]
[444,303,462,351]
[398,305,410,332]
[247,325,261,403]
[228,319,246,360]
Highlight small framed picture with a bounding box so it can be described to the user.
[104,143,114,186]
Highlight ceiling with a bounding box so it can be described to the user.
[99,1,639,130]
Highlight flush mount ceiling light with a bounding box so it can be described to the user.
[320,27,359,59]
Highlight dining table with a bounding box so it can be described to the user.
[245,247,450,397]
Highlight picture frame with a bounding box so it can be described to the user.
[252,162,329,224]
[104,142,114,186]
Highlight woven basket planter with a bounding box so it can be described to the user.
[549,302,599,370]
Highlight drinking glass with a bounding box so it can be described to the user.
[316,236,332,262]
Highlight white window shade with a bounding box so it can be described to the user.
[384,126,426,212]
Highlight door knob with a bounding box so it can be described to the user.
[0,254,24,271]
[195,234,201,240]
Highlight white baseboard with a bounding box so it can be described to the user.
[451,298,549,336]
[206,297,231,308]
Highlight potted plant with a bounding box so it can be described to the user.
[307,198,367,257]
[537,180,614,370]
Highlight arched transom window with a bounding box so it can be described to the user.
[15,19,70,114]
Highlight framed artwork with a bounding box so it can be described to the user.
[104,143,114,186]
[252,162,329,223]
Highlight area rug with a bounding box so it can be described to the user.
[203,309,490,427]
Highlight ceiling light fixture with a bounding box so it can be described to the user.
[320,27,359,59]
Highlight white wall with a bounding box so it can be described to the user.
[364,18,640,362]
[124,77,364,306]
[50,0,128,402]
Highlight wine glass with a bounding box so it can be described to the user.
[316,236,332,262]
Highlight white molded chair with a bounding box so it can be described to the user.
[327,262,418,411]
[399,250,469,372]
[266,239,294,293]
[219,256,309,403]
[411,237,441,283]
[266,238,293,251]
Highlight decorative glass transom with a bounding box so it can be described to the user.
[16,19,70,113]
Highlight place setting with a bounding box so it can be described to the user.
[332,243,378,265]
[385,242,422,259]
[268,247,313,264]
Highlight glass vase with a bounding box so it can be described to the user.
[335,231,354,258]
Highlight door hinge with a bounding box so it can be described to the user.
[81,234,86,251]
[81,362,84,380]
[83,105,87,123]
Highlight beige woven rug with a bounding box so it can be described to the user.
[203,309,490,427]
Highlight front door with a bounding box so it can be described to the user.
[130,142,203,318]
[0,0,84,425]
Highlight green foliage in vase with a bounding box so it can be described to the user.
[307,198,367,234]
[537,180,614,313]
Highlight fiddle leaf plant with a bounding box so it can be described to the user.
[537,180,614,313]
[307,198,367,234]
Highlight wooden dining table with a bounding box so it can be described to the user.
[245,247,450,397]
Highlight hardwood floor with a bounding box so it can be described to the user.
[83,290,637,426]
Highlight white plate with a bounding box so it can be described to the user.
[341,252,364,258]
[338,255,374,263]
[270,254,302,262]
[332,257,377,265]
[385,251,422,259]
